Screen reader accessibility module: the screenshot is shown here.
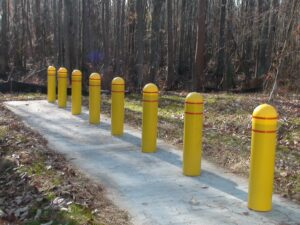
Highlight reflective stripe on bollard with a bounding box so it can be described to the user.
[248,104,278,212]
[89,73,101,125]
[142,83,159,153]
[183,92,204,176]
[111,77,125,136]
[71,70,82,115]
[47,66,56,103]
[57,67,68,108]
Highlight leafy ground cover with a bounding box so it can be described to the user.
[83,91,300,203]
[0,94,131,225]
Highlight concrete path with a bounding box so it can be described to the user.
[4,100,300,225]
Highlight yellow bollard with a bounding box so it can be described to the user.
[111,77,125,136]
[47,66,56,103]
[89,73,101,124]
[248,104,278,212]
[57,67,68,108]
[71,70,82,115]
[142,83,159,153]
[182,92,204,176]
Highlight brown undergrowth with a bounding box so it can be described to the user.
[0,96,131,225]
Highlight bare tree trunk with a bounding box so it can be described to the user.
[13,0,23,71]
[242,0,255,79]
[73,0,80,68]
[63,0,71,70]
[268,0,298,101]
[25,0,33,61]
[0,0,9,79]
[103,0,110,69]
[148,0,165,83]
[127,0,136,87]
[193,0,206,91]
[53,0,59,66]
[266,0,279,71]
[224,0,235,90]
[216,0,227,89]
[165,0,175,90]
[42,0,50,67]
[58,0,63,65]
[257,0,270,77]
[120,0,125,74]
[103,0,112,90]
[135,0,145,89]
[114,0,121,74]
[34,0,42,63]
[178,0,187,78]
[81,0,90,72]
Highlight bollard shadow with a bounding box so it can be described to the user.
[71,109,249,204]
[69,108,249,203]
[83,120,299,221]
[113,131,141,148]
[152,146,299,221]
[11,102,299,223]
[4,106,280,206]
[153,146,248,202]
[68,109,142,148]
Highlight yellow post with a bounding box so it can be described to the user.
[71,70,82,115]
[47,66,56,103]
[248,104,278,212]
[142,83,159,153]
[89,73,101,124]
[111,77,125,136]
[182,92,204,176]
[57,67,68,108]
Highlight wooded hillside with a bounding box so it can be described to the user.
[0,0,299,94]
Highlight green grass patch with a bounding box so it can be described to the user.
[27,162,45,176]
[26,204,96,225]
[24,221,40,225]
[0,125,8,140]
[66,203,93,224]
[45,192,56,201]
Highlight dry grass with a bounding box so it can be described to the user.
[83,92,300,203]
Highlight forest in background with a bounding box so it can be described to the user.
[0,0,299,95]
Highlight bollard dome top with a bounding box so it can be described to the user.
[58,67,67,73]
[48,66,56,72]
[143,83,158,93]
[253,104,277,118]
[112,77,125,85]
[185,92,203,103]
[72,69,82,76]
[89,73,101,80]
